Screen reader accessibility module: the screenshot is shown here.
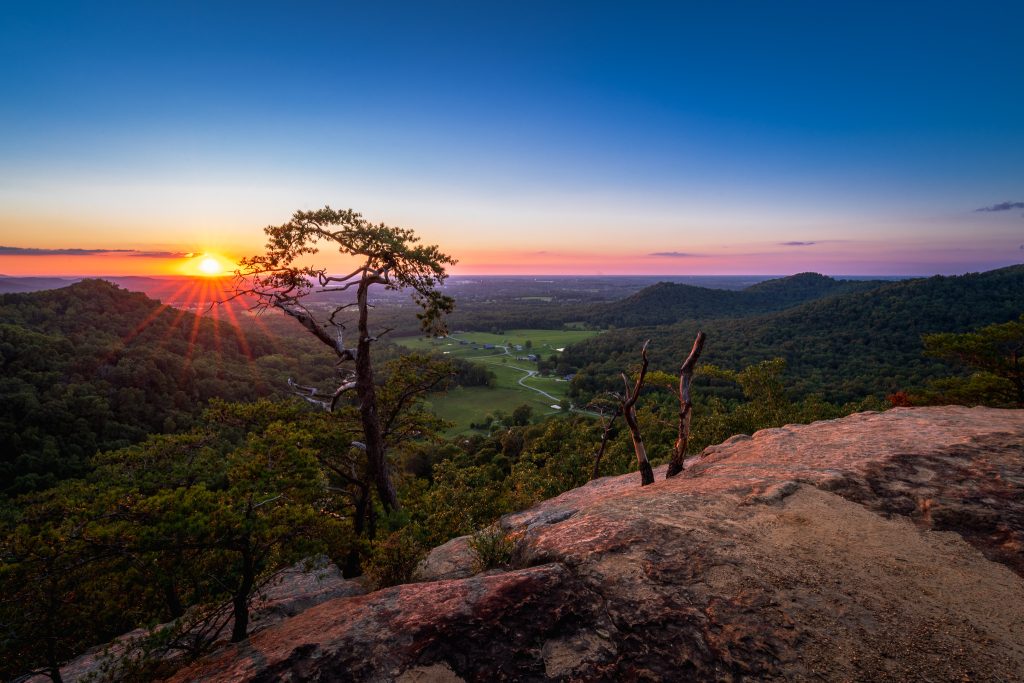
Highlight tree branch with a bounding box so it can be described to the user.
[620,340,654,485]
[667,331,706,478]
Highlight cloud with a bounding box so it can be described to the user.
[975,201,1024,212]
[127,250,193,258]
[648,251,708,258]
[0,246,190,258]
[779,241,816,246]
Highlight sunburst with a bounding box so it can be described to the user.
[191,253,234,277]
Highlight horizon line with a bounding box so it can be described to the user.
[0,271,933,280]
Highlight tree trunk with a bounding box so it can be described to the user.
[590,407,620,480]
[230,546,255,643]
[621,340,654,486]
[356,279,400,511]
[667,331,706,478]
[342,485,371,578]
[46,642,63,683]
[591,431,612,480]
[624,406,654,485]
[1013,349,1023,407]
[163,578,184,620]
[45,577,64,683]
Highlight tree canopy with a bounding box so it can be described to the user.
[923,314,1024,407]
[236,207,457,512]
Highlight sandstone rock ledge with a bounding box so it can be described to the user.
[172,406,1024,682]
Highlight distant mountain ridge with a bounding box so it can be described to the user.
[565,264,1024,403]
[587,272,888,327]
[0,275,81,293]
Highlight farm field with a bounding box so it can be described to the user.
[396,329,598,357]
[394,329,600,433]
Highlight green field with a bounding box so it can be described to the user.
[394,329,599,433]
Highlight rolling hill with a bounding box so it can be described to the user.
[565,265,1024,403]
[0,280,332,496]
[585,272,889,327]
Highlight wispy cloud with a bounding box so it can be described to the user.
[0,246,191,258]
[975,201,1024,212]
[648,251,708,258]
[128,250,193,258]
[779,241,816,246]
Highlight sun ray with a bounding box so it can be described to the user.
[209,286,223,364]
[120,277,196,345]
[243,306,287,356]
[218,296,255,360]
[180,280,211,380]
[218,296,270,390]
[159,279,206,351]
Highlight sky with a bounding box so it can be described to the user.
[1,1,1022,276]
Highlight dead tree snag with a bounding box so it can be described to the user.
[667,331,706,478]
[620,339,654,486]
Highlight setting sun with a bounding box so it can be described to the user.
[184,253,234,277]
[198,256,223,276]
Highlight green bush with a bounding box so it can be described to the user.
[363,528,427,589]
[468,525,518,572]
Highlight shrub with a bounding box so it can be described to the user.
[468,525,518,572]
[363,528,427,589]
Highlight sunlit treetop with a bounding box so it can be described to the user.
[237,206,457,334]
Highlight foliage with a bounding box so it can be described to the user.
[237,206,457,336]
[566,265,1024,404]
[362,527,426,589]
[588,273,885,328]
[0,280,330,499]
[921,314,1024,406]
[510,403,533,426]
[405,460,514,547]
[449,357,496,387]
[467,525,518,573]
[0,400,348,678]
[236,206,457,512]
[6,262,1021,679]
[0,482,122,682]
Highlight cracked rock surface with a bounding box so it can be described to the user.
[172,406,1024,682]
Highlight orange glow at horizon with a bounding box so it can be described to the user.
[0,233,1020,279]
[198,256,225,276]
[180,253,237,278]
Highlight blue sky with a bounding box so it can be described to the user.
[1,1,1022,275]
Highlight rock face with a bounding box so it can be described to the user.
[40,561,364,683]
[172,407,1024,682]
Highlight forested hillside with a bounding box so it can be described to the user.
[587,272,887,327]
[0,280,332,496]
[4,267,1022,681]
[566,265,1024,403]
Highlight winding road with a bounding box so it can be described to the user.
[514,369,560,402]
[450,337,564,405]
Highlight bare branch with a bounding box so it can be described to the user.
[667,331,706,478]
[287,377,357,411]
[619,340,654,485]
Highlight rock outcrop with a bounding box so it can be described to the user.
[39,561,364,682]
[172,406,1024,682]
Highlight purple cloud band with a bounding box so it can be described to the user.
[0,246,191,258]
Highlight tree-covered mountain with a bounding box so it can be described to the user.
[566,265,1024,403]
[0,280,334,496]
[397,272,892,333]
[586,272,887,327]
